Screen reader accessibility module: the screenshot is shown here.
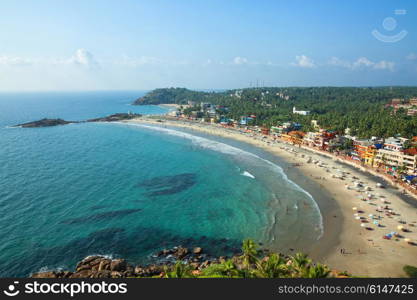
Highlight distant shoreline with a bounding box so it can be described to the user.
[124,116,417,277]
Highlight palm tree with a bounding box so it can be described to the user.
[397,163,408,177]
[254,253,288,278]
[305,263,330,278]
[200,259,242,278]
[241,239,259,268]
[289,253,312,277]
[164,262,193,278]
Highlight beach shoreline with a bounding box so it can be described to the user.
[124,117,417,277]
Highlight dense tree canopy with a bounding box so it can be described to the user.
[134,87,417,138]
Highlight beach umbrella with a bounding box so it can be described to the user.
[355,216,361,220]
[352,207,357,211]
[360,223,366,227]
[404,238,411,243]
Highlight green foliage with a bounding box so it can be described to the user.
[403,265,417,278]
[157,239,335,278]
[136,87,417,138]
[201,259,243,278]
[241,238,259,267]
[164,262,194,278]
[133,88,213,105]
[254,253,288,278]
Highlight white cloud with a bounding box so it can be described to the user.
[69,49,98,67]
[352,57,374,68]
[328,57,351,68]
[373,60,395,71]
[329,56,395,71]
[406,53,417,61]
[0,55,32,66]
[233,56,248,65]
[292,55,315,68]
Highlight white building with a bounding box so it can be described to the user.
[293,106,310,115]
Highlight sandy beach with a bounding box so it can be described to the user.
[125,117,417,277]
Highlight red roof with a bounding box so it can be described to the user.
[404,148,417,156]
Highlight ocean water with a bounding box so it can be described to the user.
[0,91,322,277]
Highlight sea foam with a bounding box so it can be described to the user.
[242,171,255,179]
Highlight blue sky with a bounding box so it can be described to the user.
[0,0,417,91]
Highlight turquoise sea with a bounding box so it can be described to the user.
[0,91,322,277]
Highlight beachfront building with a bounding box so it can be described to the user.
[372,136,416,174]
[303,132,321,147]
[303,130,336,150]
[292,106,310,115]
[374,148,417,175]
[383,137,408,152]
[351,139,375,162]
[325,135,346,152]
[281,131,305,145]
[239,116,255,126]
[272,122,302,135]
[363,144,383,166]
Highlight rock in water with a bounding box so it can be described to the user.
[193,247,203,255]
[15,118,75,128]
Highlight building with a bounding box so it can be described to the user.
[407,109,417,116]
[351,139,375,162]
[272,122,302,135]
[311,120,320,130]
[374,149,417,174]
[281,131,305,145]
[383,137,408,152]
[364,144,383,166]
[303,130,336,150]
[292,106,310,115]
[410,97,417,106]
[239,116,255,126]
[386,97,417,114]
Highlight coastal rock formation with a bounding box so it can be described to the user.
[16,118,76,128]
[86,113,142,122]
[29,243,355,278]
[31,246,218,278]
[14,113,142,128]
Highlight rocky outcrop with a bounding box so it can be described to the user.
[15,118,76,128]
[30,245,219,278]
[14,113,142,128]
[86,113,142,122]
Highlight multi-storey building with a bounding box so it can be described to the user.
[374,149,417,174]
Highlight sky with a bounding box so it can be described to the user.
[0,0,417,91]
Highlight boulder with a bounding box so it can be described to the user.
[174,247,189,259]
[98,259,111,271]
[110,271,123,278]
[31,271,59,278]
[193,247,203,255]
[90,270,112,278]
[76,256,102,272]
[110,259,127,272]
[70,269,93,278]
